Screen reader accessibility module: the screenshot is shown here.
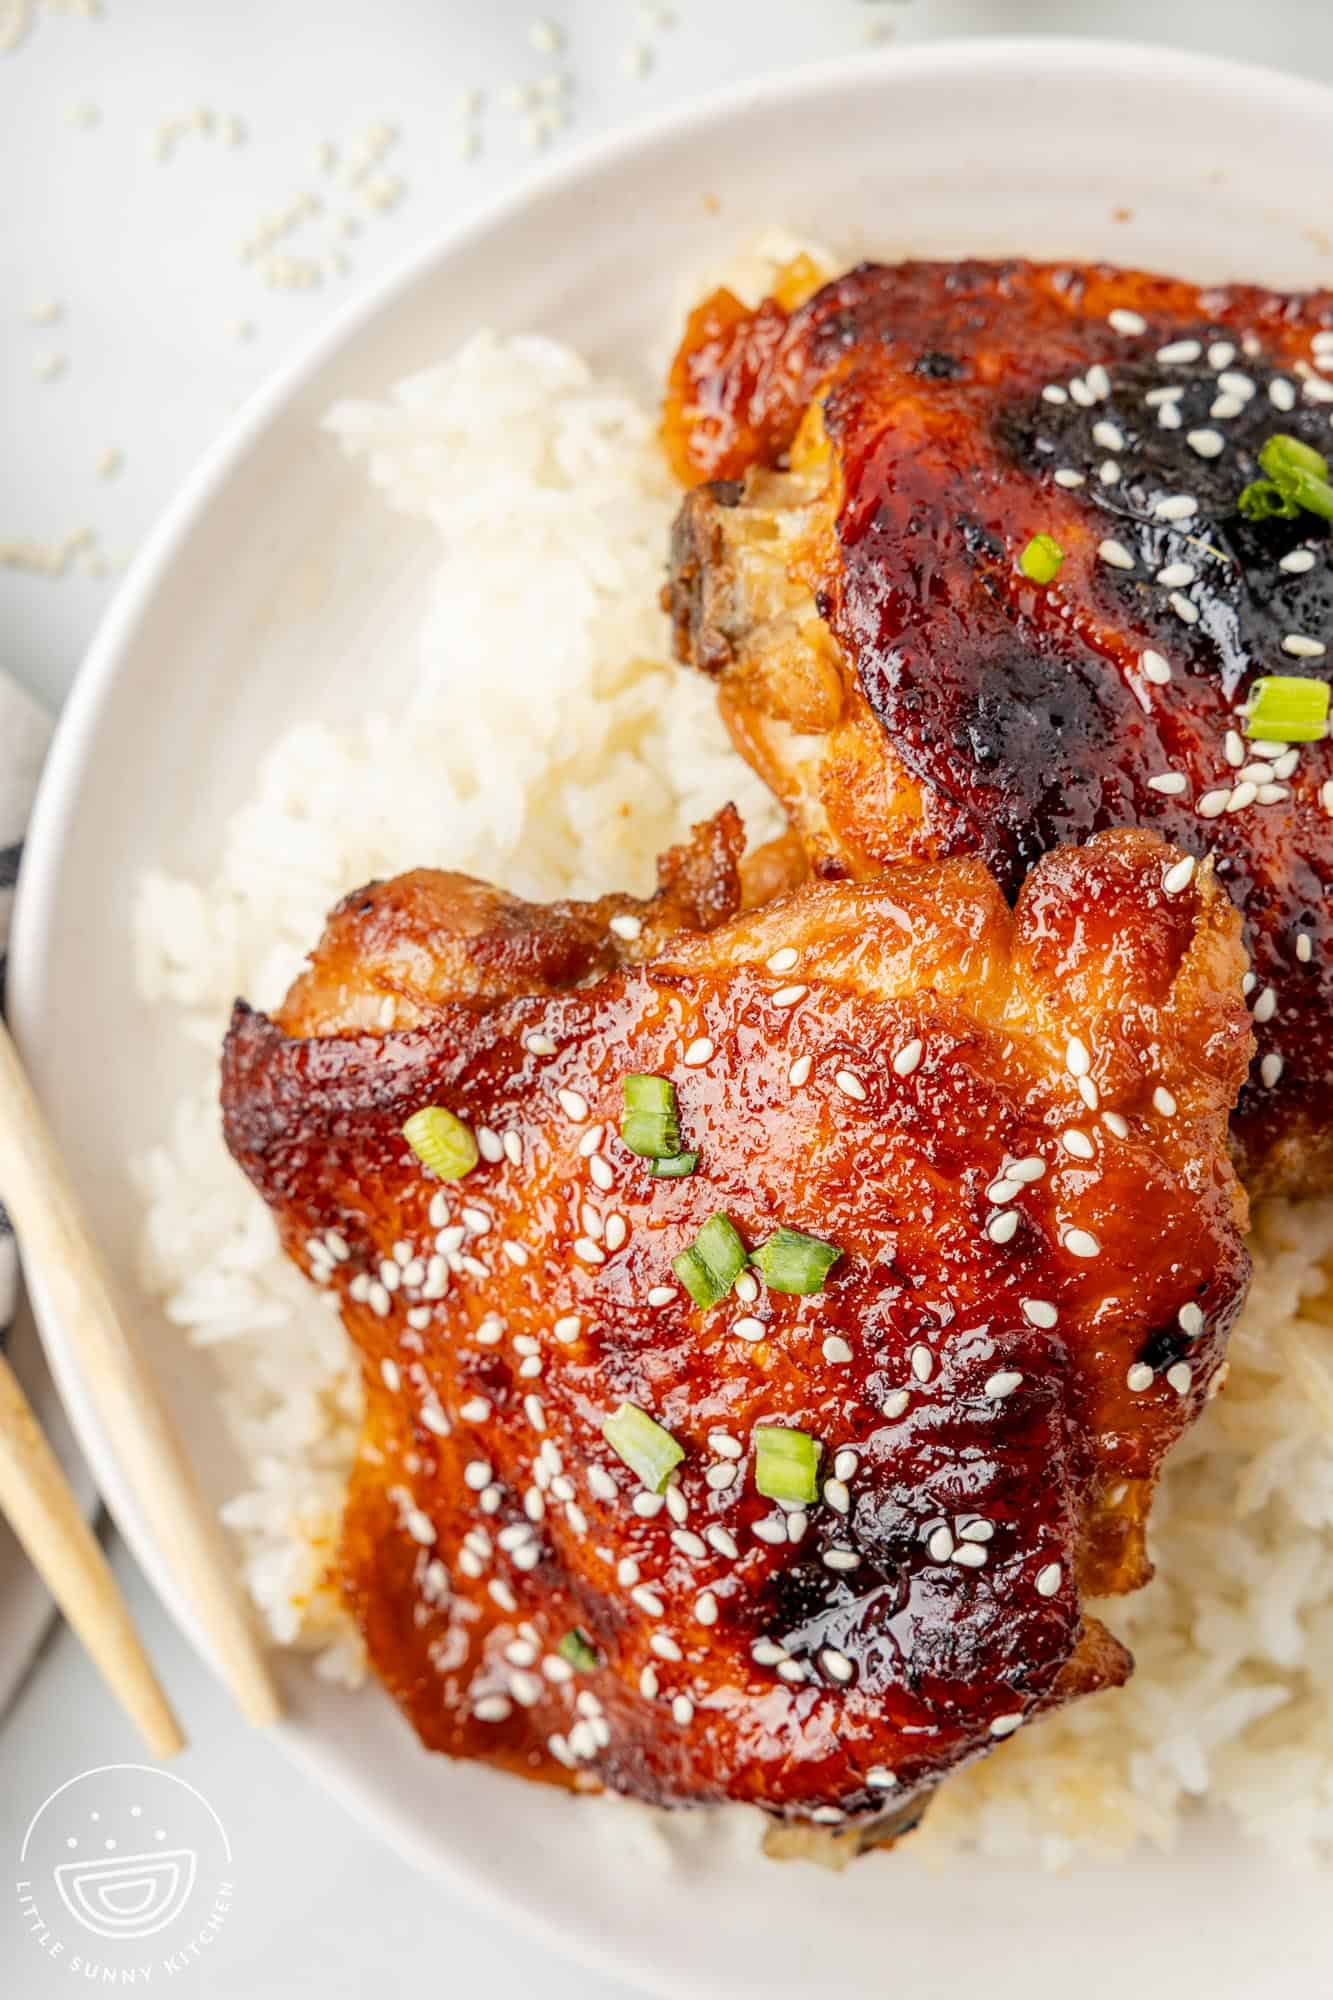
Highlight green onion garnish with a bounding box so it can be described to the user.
[647,1151,699,1178]
[754,1426,822,1505]
[1237,433,1333,524]
[1019,532,1065,584]
[751,1226,842,1295]
[621,1074,683,1159]
[1244,675,1331,742]
[401,1106,478,1180]
[558,1628,600,1673]
[602,1402,685,1492]
[672,1212,747,1308]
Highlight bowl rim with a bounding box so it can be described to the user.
[13,30,1333,1991]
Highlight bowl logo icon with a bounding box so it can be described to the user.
[54,1844,198,1940]
[15,1764,234,1980]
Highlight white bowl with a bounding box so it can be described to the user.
[14,37,1333,1999]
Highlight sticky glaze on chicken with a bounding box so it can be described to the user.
[221,813,1251,1843]
[664,258,1333,1198]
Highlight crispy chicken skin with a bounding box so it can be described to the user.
[664,258,1333,1197]
[221,816,1251,1836]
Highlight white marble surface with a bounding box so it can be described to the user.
[5,3,1333,1995]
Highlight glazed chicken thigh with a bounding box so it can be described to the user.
[222,814,1251,1839]
[665,258,1333,1196]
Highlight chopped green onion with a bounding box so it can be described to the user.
[751,1227,843,1295]
[672,1211,747,1308]
[754,1426,822,1505]
[558,1628,600,1673]
[621,1074,682,1159]
[1244,675,1331,742]
[602,1402,685,1493]
[647,1151,699,1179]
[1238,433,1333,524]
[401,1106,478,1180]
[1018,532,1065,584]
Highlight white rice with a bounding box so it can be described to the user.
[132,312,1333,1866]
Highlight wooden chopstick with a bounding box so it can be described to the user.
[0,1020,281,1729]
[0,1351,184,1757]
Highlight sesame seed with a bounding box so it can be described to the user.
[788,1054,813,1087]
[866,1766,898,1789]
[578,1125,604,1157]
[1086,362,1112,399]
[823,1549,861,1573]
[1210,393,1244,420]
[776,1659,808,1684]
[985,1369,1024,1398]
[695,1591,718,1626]
[1022,1299,1058,1329]
[706,1525,739,1558]
[752,1638,787,1666]
[683,1036,714,1066]
[404,1508,436,1545]
[1103,1111,1130,1138]
[574,1237,605,1265]
[705,1462,737,1490]
[1162,854,1196,894]
[754,1518,786,1546]
[1167,1361,1193,1395]
[1042,384,1069,405]
[650,1633,682,1662]
[835,1069,867,1101]
[554,1313,581,1341]
[1098,538,1135,570]
[1157,339,1201,364]
[709,1431,743,1459]
[1149,773,1189,796]
[1153,1085,1178,1116]
[1253,986,1277,1024]
[1207,341,1235,369]
[646,1286,675,1309]
[1297,933,1313,963]
[588,1465,617,1502]
[1269,378,1297,411]
[1108,307,1147,335]
[367,1281,392,1318]
[767,946,800,974]
[604,1214,628,1252]
[735,1271,759,1304]
[882,1389,911,1419]
[1169,593,1199,627]
[525,1033,558,1056]
[1141,649,1172,685]
[1098,459,1121,485]
[834,1448,859,1481]
[1217,371,1255,400]
[609,912,642,940]
[557,1088,589,1122]
[380,1358,401,1393]
[1225,729,1245,767]
[1260,1052,1284,1088]
[892,1039,923,1077]
[823,1334,854,1365]
[1035,1562,1062,1597]
[460,1395,492,1423]
[1069,376,1095,407]
[772,984,808,1008]
[671,1694,695,1726]
[638,1664,659,1698]
[1226,781,1257,812]
[672,1528,707,1559]
[474,1695,512,1723]
[1092,419,1124,452]
[489,1580,518,1613]
[1322,780,1333,816]
[823,1478,851,1514]
[503,1133,523,1166]
[1187,428,1225,458]
[1281,633,1326,658]
[464,1458,492,1491]
[987,1209,1019,1245]
[987,1176,1022,1204]
[1197,789,1230,819]
[1064,1228,1100,1259]
[1146,385,1184,406]
[733,1316,765,1343]
[567,1720,598,1758]
[1280,549,1317,574]
[820,1648,856,1686]
[953,1543,987,1569]
[990,1712,1024,1739]
[589,1154,614,1191]
[910,1343,934,1382]
[1054,468,1085,488]
[1062,1128,1094,1160]
[1009,1157,1046,1183]
[1127,1362,1154,1392]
